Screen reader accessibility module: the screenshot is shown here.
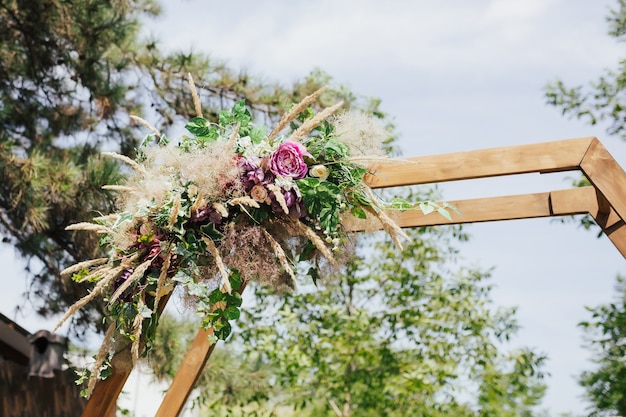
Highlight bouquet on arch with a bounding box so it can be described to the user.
[56,83,453,397]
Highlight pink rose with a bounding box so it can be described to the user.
[269,141,309,179]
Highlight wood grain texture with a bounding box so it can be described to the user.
[365,137,594,188]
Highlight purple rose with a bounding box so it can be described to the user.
[269,141,309,179]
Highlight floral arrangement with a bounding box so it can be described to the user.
[54,82,453,397]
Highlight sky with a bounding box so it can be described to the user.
[1,0,625,416]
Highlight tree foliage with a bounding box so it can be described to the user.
[235,225,546,417]
[544,0,626,140]
[578,276,626,417]
[150,220,547,417]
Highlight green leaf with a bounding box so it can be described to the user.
[200,223,224,240]
[249,125,267,144]
[419,202,435,215]
[214,320,232,340]
[208,289,225,305]
[232,100,252,126]
[185,117,212,137]
[225,291,243,308]
[229,270,243,291]
[436,206,452,221]
[323,139,349,161]
[224,305,241,320]
[351,205,367,219]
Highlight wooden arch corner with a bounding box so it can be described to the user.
[82,136,626,417]
[363,136,626,257]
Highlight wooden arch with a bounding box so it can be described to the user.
[82,136,626,417]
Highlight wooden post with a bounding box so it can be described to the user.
[153,281,248,417]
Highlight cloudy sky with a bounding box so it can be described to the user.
[2,0,625,415]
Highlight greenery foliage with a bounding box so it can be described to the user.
[578,276,626,417]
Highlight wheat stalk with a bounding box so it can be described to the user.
[130,297,145,366]
[289,218,338,268]
[187,72,203,118]
[288,101,344,143]
[153,249,173,315]
[267,184,289,214]
[60,258,109,277]
[102,151,148,176]
[65,222,112,234]
[85,322,116,398]
[53,269,121,331]
[102,185,135,192]
[129,115,162,143]
[202,237,232,294]
[267,86,327,141]
[229,196,260,209]
[262,228,296,287]
[108,260,152,305]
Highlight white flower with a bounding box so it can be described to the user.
[274,175,295,191]
[309,164,329,181]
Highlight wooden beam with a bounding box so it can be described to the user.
[580,138,626,226]
[154,281,248,417]
[81,294,173,417]
[79,352,132,417]
[345,186,626,260]
[365,137,595,188]
[154,329,216,417]
[346,188,592,231]
[70,137,626,417]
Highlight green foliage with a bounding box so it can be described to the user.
[578,275,626,417]
[229,223,547,416]
[544,0,626,140]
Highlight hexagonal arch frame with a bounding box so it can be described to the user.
[82,137,626,417]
